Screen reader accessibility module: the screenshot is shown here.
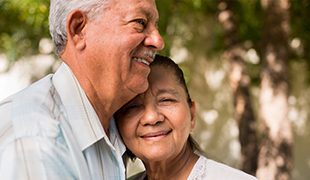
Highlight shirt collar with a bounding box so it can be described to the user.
[110,116,126,156]
[52,63,125,154]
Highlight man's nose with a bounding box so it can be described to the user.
[140,104,164,126]
[144,27,165,51]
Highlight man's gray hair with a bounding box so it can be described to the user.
[49,0,107,56]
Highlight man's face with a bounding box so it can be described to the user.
[83,0,164,100]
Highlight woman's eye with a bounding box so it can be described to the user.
[122,102,144,114]
[159,98,177,104]
[127,103,141,110]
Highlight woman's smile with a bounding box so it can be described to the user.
[140,129,172,141]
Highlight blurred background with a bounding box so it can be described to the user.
[0,0,309,179]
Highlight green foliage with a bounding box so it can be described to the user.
[235,0,263,85]
[291,0,310,49]
[157,0,223,58]
[0,1,309,179]
[0,0,309,85]
[0,0,49,66]
[290,0,310,82]
[156,0,175,56]
[235,0,263,45]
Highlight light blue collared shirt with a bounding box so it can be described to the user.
[0,63,126,180]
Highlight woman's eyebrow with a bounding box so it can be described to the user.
[156,89,179,96]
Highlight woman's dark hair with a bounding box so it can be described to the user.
[151,54,192,106]
[123,55,204,161]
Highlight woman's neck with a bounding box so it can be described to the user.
[143,144,199,180]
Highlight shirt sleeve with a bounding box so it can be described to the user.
[0,135,80,180]
[0,137,47,180]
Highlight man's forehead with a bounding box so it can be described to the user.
[110,0,159,18]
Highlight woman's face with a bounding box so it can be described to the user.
[116,65,196,162]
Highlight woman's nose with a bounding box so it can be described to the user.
[140,104,164,126]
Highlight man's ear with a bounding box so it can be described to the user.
[66,10,87,50]
[190,101,196,129]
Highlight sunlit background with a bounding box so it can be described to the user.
[0,0,309,179]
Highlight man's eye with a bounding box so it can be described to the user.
[135,19,147,27]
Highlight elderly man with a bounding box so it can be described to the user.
[0,0,164,179]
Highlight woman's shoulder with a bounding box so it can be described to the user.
[188,155,257,180]
[127,171,146,180]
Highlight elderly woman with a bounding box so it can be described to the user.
[115,55,257,180]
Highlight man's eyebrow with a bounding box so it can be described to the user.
[139,8,159,21]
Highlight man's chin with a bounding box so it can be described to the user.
[128,81,149,95]
[134,81,149,94]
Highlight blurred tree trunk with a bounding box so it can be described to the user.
[218,0,258,175]
[257,0,293,179]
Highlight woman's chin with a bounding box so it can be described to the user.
[140,151,172,163]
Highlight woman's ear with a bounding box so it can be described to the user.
[190,101,196,129]
[66,10,87,50]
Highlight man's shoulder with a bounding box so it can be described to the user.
[0,74,55,118]
[0,74,54,104]
[0,74,61,142]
